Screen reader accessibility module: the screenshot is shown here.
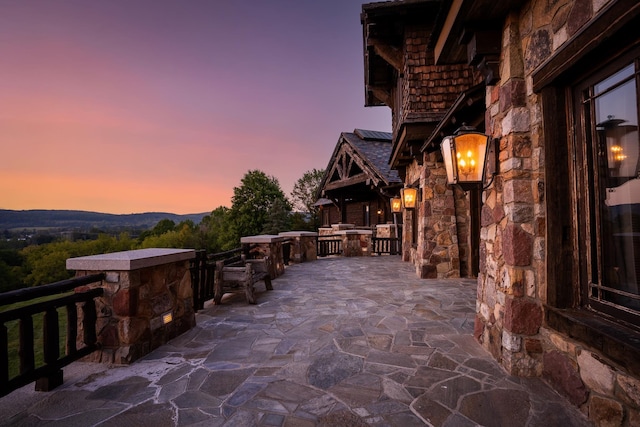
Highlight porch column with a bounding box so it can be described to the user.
[66,248,196,364]
[278,231,318,263]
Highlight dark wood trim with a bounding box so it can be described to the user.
[368,37,403,71]
[533,0,640,92]
[324,173,368,191]
[542,85,575,308]
[470,189,481,277]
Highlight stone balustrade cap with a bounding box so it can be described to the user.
[278,231,318,237]
[335,229,373,235]
[240,234,285,243]
[331,223,355,230]
[66,248,195,271]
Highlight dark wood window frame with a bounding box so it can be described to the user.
[533,0,640,376]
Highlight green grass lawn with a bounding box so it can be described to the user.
[2,295,70,379]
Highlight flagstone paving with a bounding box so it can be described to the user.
[0,256,592,426]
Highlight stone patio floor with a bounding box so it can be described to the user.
[0,256,592,426]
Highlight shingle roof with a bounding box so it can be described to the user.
[341,129,401,185]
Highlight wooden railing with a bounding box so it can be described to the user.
[190,248,243,312]
[372,237,402,255]
[0,273,105,397]
[316,235,342,257]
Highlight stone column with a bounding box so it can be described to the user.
[475,12,543,377]
[240,235,285,278]
[278,231,318,263]
[375,223,398,239]
[420,153,461,279]
[337,229,373,257]
[66,248,196,365]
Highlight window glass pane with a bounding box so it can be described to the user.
[594,64,634,95]
[593,69,640,312]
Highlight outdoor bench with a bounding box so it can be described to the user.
[213,255,273,304]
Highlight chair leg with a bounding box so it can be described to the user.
[245,280,256,304]
[265,277,273,291]
[214,261,223,304]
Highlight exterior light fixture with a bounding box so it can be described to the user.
[390,197,402,213]
[162,311,173,325]
[401,187,417,209]
[441,125,493,190]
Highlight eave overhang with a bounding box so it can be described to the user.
[362,0,443,107]
[421,82,486,153]
[390,113,444,169]
[431,0,521,65]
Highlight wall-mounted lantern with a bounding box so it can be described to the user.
[440,125,494,191]
[401,187,417,209]
[390,197,402,213]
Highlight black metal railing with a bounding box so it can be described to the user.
[372,237,402,255]
[317,235,342,257]
[0,273,105,397]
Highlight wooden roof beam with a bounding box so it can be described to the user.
[324,173,368,191]
[367,86,393,107]
[368,37,402,71]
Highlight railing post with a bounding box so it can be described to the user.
[19,315,34,375]
[0,324,8,393]
[82,300,98,347]
[190,254,199,311]
[36,307,63,391]
[66,303,78,354]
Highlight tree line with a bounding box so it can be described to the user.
[0,169,324,293]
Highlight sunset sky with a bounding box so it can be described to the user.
[0,0,391,214]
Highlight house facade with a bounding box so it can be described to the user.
[362,0,640,425]
[317,129,403,228]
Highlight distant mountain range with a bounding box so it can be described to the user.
[0,209,210,230]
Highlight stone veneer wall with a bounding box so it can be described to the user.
[420,152,461,279]
[278,231,317,264]
[474,0,640,425]
[401,152,463,279]
[67,249,196,365]
[394,24,478,278]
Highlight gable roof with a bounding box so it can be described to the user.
[346,129,400,184]
[318,129,401,200]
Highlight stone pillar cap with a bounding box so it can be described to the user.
[331,223,355,230]
[66,248,195,271]
[278,231,318,237]
[240,235,286,243]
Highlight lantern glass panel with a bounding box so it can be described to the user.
[453,133,489,183]
[401,187,417,209]
[441,136,457,184]
[391,197,402,213]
